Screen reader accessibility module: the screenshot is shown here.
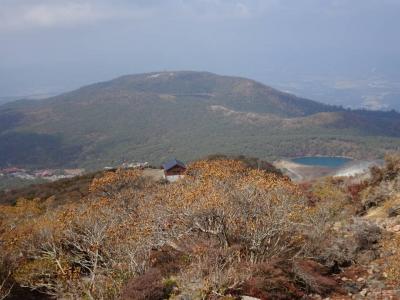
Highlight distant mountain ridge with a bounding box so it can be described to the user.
[0,71,399,169]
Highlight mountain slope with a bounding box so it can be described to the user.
[1,71,399,169]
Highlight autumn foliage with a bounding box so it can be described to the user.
[4,157,398,299]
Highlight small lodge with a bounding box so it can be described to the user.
[162,159,186,182]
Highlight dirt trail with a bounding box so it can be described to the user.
[142,168,164,181]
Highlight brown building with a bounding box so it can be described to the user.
[162,159,186,177]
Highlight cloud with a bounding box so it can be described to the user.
[1,2,101,30]
[1,0,398,32]
[0,0,275,32]
[22,3,106,26]
[0,1,153,31]
[362,95,389,110]
[177,0,255,19]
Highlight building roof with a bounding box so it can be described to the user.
[162,159,186,171]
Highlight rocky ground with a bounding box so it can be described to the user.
[313,198,400,299]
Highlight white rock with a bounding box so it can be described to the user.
[390,224,400,232]
[241,296,261,300]
[357,277,365,282]
[360,289,368,297]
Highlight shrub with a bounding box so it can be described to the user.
[315,218,381,269]
[0,171,160,299]
[204,154,283,176]
[148,246,186,276]
[160,160,310,262]
[0,268,12,300]
[120,268,164,300]
[382,235,400,284]
[0,159,351,299]
[240,260,304,300]
[388,205,400,217]
[351,219,381,251]
[174,244,249,297]
[292,260,339,295]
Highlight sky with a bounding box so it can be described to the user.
[0,0,399,109]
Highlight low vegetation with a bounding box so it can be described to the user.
[1,155,400,299]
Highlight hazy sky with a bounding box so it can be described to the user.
[0,0,399,108]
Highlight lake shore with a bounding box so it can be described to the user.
[274,158,381,181]
[273,159,334,181]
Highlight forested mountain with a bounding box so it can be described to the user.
[1,71,399,169]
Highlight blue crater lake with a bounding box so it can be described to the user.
[292,156,353,168]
